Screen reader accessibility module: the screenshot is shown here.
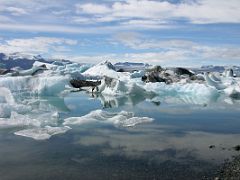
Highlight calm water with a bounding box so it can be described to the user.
[0,91,240,180]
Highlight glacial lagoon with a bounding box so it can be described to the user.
[0,89,240,179]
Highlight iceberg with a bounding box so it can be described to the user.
[93,76,148,96]
[14,126,71,140]
[83,61,120,79]
[130,70,145,79]
[0,75,70,96]
[64,109,154,127]
[204,72,240,98]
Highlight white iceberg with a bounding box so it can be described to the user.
[14,126,71,140]
[0,75,70,96]
[204,72,240,98]
[64,109,154,127]
[83,61,120,79]
[93,76,148,97]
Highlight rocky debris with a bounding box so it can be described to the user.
[0,64,48,76]
[233,145,240,151]
[70,79,101,90]
[214,156,240,180]
[142,66,200,84]
[117,68,125,72]
[174,67,195,76]
[209,145,216,149]
[31,64,47,75]
[0,68,15,75]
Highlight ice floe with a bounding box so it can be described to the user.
[14,126,71,140]
[64,110,154,127]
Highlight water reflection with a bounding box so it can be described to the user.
[73,124,240,164]
[93,93,156,109]
[86,91,240,111]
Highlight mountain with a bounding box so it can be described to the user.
[114,62,150,67]
[0,52,74,70]
[0,53,54,69]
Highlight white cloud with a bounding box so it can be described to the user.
[114,32,197,50]
[76,3,111,14]
[51,50,191,66]
[0,0,239,35]
[0,23,171,34]
[51,40,240,66]
[0,23,93,34]
[4,7,28,16]
[0,37,77,54]
[113,32,240,64]
[0,15,14,23]
[75,0,240,24]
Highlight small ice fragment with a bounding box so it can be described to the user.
[14,126,71,140]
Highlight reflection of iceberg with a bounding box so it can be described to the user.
[41,96,70,112]
[64,110,154,127]
[96,93,154,108]
[0,87,32,118]
[0,85,71,142]
[0,111,41,127]
[14,126,71,140]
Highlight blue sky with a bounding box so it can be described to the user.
[0,0,240,66]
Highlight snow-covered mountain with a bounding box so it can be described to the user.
[114,62,150,72]
[0,52,73,70]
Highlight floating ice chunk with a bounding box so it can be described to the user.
[223,69,234,77]
[130,70,145,78]
[64,110,154,127]
[78,64,92,73]
[204,72,227,90]
[52,112,60,118]
[0,104,11,118]
[209,73,221,82]
[0,75,70,95]
[83,61,119,79]
[224,84,240,99]
[33,61,57,70]
[204,72,240,98]
[117,117,154,127]
[14,126,71,140]
[96,77,147,96]
[144,82,216,96]
[0,87,15,104]
[18,66,47,76]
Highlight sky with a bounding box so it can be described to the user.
[0,0,240,66]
